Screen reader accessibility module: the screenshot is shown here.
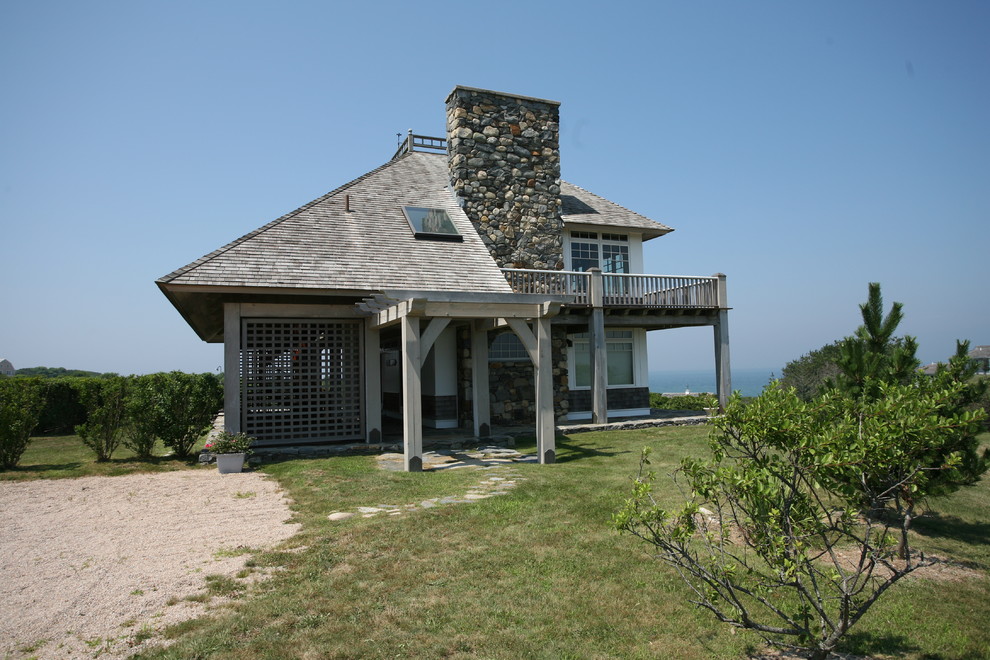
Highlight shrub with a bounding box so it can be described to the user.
[779,341,843,400]
[0,378,46,468]
[75,376,130,462]
[149,372,223,458]
[649,392,717,410]
[125,374,166,459]
[36,378,88,435]
[205,431,254,455]
[617,380,987,660]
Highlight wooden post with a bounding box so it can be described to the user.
[223,303,241,434]
[713,274,731,410]
[401,315,423,471]
[589,268,607,424]
[364,319,382,444]
[471,321,491,438]
[536,317,555,464]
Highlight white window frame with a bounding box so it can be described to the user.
[567,328,648,390]
[489,332,530,362]
[564,230,645,273]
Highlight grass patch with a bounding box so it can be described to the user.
[213,546,255,560]
[43,427,990,658]
[0,435,208,481]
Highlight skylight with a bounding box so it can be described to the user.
[402,206,462,241]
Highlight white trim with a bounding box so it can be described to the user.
[564,230,645,274]
[567,328,648,390]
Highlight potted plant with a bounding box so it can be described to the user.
[205,431,254,474]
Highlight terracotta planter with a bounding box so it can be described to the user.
[216,452,246,474]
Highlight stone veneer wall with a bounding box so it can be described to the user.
[457,326,570,428]
[445,86,564,270]
[568,387,651,414]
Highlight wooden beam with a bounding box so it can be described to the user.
[420,317,451,360]
[590,308,607,424]
[535,317,555,464]
[422,301,547,319]
[471,320,491,438]
[364,318,382,444]
[402,316,423,471]
[223,303,241,434]
[714,310,732,410]
[553,314,718,327]
[505,318,538,364]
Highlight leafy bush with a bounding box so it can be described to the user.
[205,431,254,455]
[146,372,223,458]
[620,283,990,659]
[14,366,103,378]
[125,374,166,459]
[649,392,717,410]
[0,378,46,468]
[75,376,130,462]
[618,379,987,660]
[779,341,843,400]
[36,378,88,435]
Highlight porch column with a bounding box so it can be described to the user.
[364,319,382,444]
[223,302,241,434]
[589,268,607,423]
[536,317,555,464]
[401,315,423,471]
[713,274,731,409]
[471,320,491,438]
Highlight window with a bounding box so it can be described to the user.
[402,206,462,241]
[570,330,635,387]
[569,231,628,273]
[489,333,529,362]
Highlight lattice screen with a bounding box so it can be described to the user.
[241,320,363,444]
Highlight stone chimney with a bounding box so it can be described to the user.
[445,86,564,270]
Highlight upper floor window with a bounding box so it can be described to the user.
[402,206,462,241]
[569,231,628,273]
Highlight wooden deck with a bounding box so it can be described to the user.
[501,268,722,310]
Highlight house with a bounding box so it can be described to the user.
[158,86,731,471]
[968,345,990,374]
[0,359,14,376]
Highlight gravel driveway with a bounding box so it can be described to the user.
[0,469,300,659]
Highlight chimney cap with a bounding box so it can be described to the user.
[445,85,561,107]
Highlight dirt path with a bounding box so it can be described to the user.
[0,469,300,659]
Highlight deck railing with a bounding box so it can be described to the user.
[501,268,721,309]
[501,268,591,304]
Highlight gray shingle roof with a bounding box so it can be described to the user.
[159,152,512,293]
[159,152,674,293]
[560,181,672,239]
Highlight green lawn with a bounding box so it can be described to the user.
[139,426,989,659]
[6,428,989,658]
[0,435,207,480]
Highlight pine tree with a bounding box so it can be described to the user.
[830,282,919,399]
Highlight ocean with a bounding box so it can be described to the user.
[648,367,779,398]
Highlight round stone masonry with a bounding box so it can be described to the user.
[446,86,564,270]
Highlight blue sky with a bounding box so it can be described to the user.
[1,1,987,378]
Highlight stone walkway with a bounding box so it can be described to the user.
[327,447,534,522]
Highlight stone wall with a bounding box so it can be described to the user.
[445,86,564,270]
[456,326,570,428]
[487,332,570,425]
[568,387,651,414]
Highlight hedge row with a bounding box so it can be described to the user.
[0,372,223,468]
